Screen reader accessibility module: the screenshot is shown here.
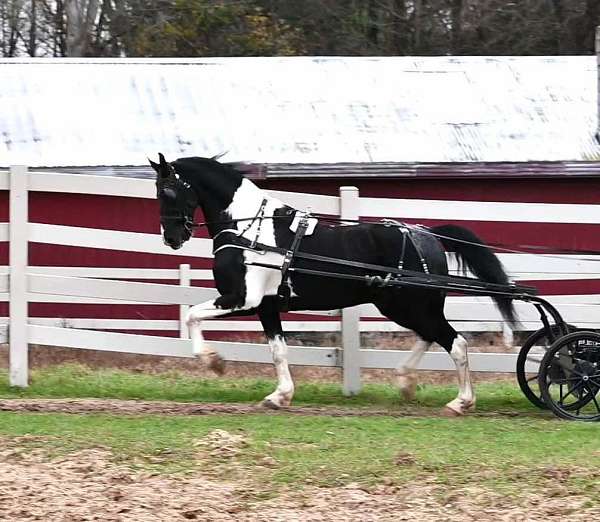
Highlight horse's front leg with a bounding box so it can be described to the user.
[257,297,294,409]
[186,296,242,374]
[187,265,268,374]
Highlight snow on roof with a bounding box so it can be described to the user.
[1,56,598,167]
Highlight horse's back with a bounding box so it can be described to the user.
[284,221,449,312]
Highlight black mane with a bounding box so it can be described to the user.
[171,156,244,209]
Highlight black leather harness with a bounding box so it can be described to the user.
[276,215,310,306]
[381,219,430,274]
[212,210,310,310]
[211,211,440,310]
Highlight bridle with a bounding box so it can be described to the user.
[157,164,198,237]
[161,214,196,235]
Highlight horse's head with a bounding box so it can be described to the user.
[149,152,198,250]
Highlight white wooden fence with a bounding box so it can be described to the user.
[1,166,599,392]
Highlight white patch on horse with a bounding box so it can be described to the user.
[262,334,294,408]
[445,335,475,415]
[226,178,289,297]
[225,178,281,246]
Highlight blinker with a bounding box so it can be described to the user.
[162,187,177,200]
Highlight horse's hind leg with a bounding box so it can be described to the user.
[434,322,475,415]
[396,338,432,401]
[257,297,294,409]
[377,299,475,414]
[375,302,432,400]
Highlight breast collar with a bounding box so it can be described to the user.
[211,197,267,247]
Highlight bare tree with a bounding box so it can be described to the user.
[65,0,100,56]
[412,0,423,52]
[450,0,463,52]
[1,0,25,57]
[53,0,67,56]
[386,0,410,54]
[574,0,600,52]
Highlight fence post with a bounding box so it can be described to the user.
[339,186,362,396]
[179,263,191,338]
[9,165,29,387]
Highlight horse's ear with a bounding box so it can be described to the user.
[154,152,171,179]
[148,158,160,172]
[161,187,177,200]
[211,151,228,162]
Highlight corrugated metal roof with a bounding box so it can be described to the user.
[265,161,600,178]
[1,56,599,167]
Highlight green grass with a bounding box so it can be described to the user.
[0,364,539,413]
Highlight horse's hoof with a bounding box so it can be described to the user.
[401,387,416,402]
[201,347,226,375]
[208,355,226,376]
[261,399,281,410]
[441,406,463,417]
[396,372,417,402]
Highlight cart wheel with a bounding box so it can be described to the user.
[516,325,574,409]
[538,331,600,421]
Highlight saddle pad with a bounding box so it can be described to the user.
[289,211,318,236]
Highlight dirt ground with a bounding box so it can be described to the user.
[0,428,597,522]
[0,398,528,419]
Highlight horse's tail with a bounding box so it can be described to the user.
[430,224,518,327]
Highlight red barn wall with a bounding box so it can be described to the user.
[0,175,598,337]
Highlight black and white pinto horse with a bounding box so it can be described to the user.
[150,153,516,415]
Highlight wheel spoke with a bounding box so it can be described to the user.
[588,378,600,389]
[556,380,585,404]
[526,374,539,383]
[559,383,564,403]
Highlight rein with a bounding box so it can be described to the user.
[170,212,600,261]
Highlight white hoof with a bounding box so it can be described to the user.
[443,398,475,416]
[396,372,417,402]
[199,345,226,376]
[261,391,292,409]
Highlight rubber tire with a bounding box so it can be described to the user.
[516,324,574,409]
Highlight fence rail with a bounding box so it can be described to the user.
[1,166,599,391]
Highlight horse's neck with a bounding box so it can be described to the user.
[196,176,275,238]
[224,178,271,224]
